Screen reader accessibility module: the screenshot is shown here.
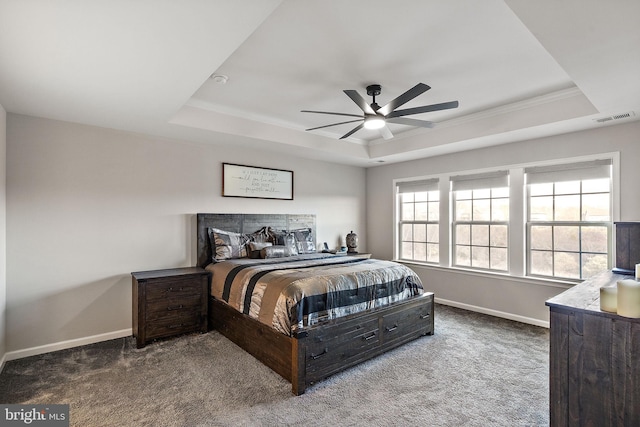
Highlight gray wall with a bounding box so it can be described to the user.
[5,114,366,357]
[0,104,6,366]
[366,121,640,325]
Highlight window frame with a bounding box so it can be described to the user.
[396,179,440,264]
[451,183,510,273]
[392,152,619,285]
[524,161,613,280]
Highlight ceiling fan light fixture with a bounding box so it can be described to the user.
[364,115,385,130]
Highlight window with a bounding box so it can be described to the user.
[526,160,612,280]
[393,155,615,283]
[451,171,509,271]
[397,179,439,263]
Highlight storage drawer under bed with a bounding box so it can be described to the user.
[296,294,434,388]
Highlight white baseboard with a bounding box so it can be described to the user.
[1,301,548,367]
[4,328,133,363]
[435,298,550,328]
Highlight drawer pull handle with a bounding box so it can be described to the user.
[167,287,185,292]
[363,332,377,341]
[385,324,399,332]
[310,348,328,360]
[168,323,185,329]
[167,305,184,311]
[420,314,430,319]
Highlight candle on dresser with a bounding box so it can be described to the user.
[617,279,640,318]
[600,285,618,313]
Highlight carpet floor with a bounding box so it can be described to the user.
[0,304,549,426]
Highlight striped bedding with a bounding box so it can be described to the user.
[206,253,423,335]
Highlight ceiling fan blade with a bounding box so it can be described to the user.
[344,90,376,115]
[305,119,363,131]
[386,117,435,128]
[380,125,394,140]
[339,123,365,139]
[386,101,459,119]
[377,83,431,116]
[301,110,363,118]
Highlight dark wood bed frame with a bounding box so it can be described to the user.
[197,213,434,395]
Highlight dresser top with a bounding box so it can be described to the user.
[546,270,636,318]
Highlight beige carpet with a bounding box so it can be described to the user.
[0,304,549,426]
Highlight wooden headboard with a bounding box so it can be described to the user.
[196,213,316,267]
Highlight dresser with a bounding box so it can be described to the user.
[546,271,640,426]
[132,267,210,348]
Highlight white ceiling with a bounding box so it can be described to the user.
[1,0,638,167]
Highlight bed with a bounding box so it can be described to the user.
[197,213,434,395]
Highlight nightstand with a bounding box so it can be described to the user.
[132,267,210,348]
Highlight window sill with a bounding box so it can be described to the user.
[396,259,578,290]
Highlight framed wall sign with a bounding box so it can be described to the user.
[222,163,294,200]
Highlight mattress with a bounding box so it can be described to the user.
[206,253,424,335]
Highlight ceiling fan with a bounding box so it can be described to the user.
[302,83,459,140]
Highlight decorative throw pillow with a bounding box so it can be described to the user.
[207,228,250,261]
[291,228,316,254]
[246,227,272,258]
[261,245,297,259]
[248,241,272,259]
[249,226,271,243]
[267,227,299,256]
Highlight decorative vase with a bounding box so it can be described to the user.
[346,230,358,253]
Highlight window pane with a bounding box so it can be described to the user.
[554,226,579,252]
[531,251,553,276]
[582,253,608,278]
[583,178,609,193]
[555,180,580,195]
[581,226,608,253]
[554,252,580,279]
[530,183,553,196]
[415,202,428,220]
[401,242,413,259]
[492,198,509,221]
[555,195,580,221]
[473,188,490,199]
[456,190,472,200]
[456,246,471,266]
[456,225,470,245]
[490,247,508,270]
[456,200,472,220]
[490,225,508,247]
[427,224,439,243]
[414,191,428,202]
[530,196,553,221]
[531,226,552,250]
[472,246,490,268]
[428,190,440,201]
[402,203,414,220]
[401,192,414,202]
[492,187,509,198]
[428,201,440,221]
[402,224,413,241]
[473,199,490,221]
[427,243,439,263]
[582,194,610,221]
[472,225,489,246]
[414,224,426,241]
[413,242,427,261]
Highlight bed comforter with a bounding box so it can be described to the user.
[206,254,423,335]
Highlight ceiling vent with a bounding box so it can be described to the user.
[594,111,636,124]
